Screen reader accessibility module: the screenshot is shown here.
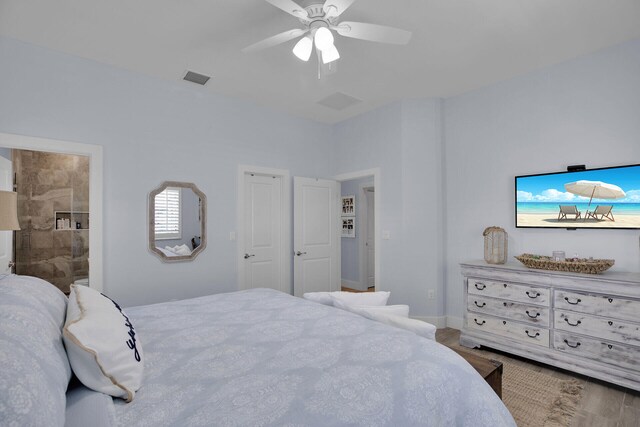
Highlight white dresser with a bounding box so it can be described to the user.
[460,260,640,391]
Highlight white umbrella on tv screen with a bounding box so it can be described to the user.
[564,180,626,207]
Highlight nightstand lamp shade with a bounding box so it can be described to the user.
[0,190,20,230]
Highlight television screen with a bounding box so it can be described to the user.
[515,164,640,229]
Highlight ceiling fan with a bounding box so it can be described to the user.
[242,0,412,67]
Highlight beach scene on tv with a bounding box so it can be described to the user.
[516,165,640,228]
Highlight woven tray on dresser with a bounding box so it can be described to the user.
[515,254,614,274]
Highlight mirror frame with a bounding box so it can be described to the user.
[148,181,207,262]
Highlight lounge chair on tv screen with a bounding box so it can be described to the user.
[585,205,615,221]
[558,205,581,221]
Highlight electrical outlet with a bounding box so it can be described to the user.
[428,290,435,299]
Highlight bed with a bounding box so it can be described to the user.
[0,275,515,426]
[156,244,193,257]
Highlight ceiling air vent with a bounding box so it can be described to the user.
[183,71,210,86]
[317,92,362,111]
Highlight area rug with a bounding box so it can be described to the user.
[502,361,584,427]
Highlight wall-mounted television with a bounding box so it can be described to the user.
[515,164,640,229]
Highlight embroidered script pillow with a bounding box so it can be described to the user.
[63,285,143,402]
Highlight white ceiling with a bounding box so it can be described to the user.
[2,0,640,123]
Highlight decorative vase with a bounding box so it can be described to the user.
[483,226,508,264]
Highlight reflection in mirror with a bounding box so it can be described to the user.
[149,181,206,262]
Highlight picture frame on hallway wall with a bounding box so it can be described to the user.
[341,195,355,216]
[341,217,355,238]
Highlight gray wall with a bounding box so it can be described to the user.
[2,34,639,324]
[0,147,11,160]
[331,99,445,320]
[0,36,332,306]
[443,38,640,325]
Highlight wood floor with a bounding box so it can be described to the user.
[340,286,374,293]
[436,328,640,427]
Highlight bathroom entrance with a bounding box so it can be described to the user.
[8,148,90,293]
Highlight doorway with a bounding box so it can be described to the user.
[237,165,291,294]
[0,153,13,274]
[334,168,380,293]
[293,176,341,297]
[0,133,103,293]
[338,176,375,292]
[13,149,90,293]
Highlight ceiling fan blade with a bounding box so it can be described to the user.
[242,28,308,53]
[265,0,309,19]
[323,0,357,18]
[333,21,412,45]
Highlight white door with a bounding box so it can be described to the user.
[243,174,283,291]
[0,155,13,272]
[293,177,341,297]
[364,188,375,288]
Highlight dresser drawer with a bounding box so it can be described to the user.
[554,331,640,373]
[554,309,640,346]
[555,290,640,323]
[466,313,549,347]
[468,278,550,306]
[467,296,550,327]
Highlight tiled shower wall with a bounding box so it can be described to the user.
[13,150,89,293]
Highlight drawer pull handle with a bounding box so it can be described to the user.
[503,320,507,325]
[564,339,581,349]
[564,297,581,305]
[474,301,486,308]
[503,283,508,288]
[474,283,486,290]
[608,298,613,303]
[526,291,541,299]
[606,344,613,350]
[564,318,582,327]
[474,318,486,326]
[608,321,613,326]
[526,310,540,319]
[525,330,540,338]
[503,302,507,307]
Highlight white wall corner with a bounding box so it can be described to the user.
[446,315,463,330]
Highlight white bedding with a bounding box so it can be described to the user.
[64,385,116,427]
[97,288,515,426]
[156,244,192,257]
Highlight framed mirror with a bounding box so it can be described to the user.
[148,181,206,262]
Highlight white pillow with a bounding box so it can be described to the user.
[330,291,390,307]
[332,299,410,317]
[302,292,336,305]
[63,285,144,402]
[362,311,437,340]
[303,291,391,306]
[158,246,177,257]
[173,244,192,256]
[345,305,436,341]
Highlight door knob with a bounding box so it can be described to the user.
[244,253,255,259]
[295,251,307,256]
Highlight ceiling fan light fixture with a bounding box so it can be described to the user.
[321,44,340,64]
[314,27,334,51]
[292,35,313,61]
